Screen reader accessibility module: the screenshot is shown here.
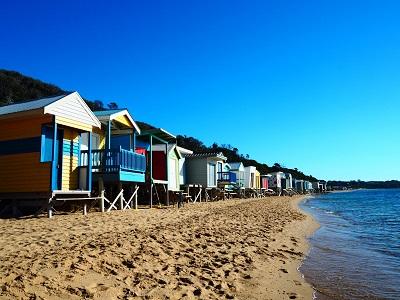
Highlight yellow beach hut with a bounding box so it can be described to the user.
[255,169,261,190]
[0,92,101,214]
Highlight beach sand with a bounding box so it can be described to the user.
[0,196,318,300]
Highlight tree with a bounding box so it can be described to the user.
[107,102,118,109]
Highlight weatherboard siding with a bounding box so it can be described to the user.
[46,94,98,128]
[56,116,93,132]
[0,153,51,193]
[0,114,53,193]
[0,115,52,140]
[186,158,208,187]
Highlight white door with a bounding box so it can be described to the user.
[208,163,216,187]
[169,157,178,191]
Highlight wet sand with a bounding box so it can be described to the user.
[0,196,318,299]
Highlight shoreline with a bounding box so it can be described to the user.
[238,195,320,299]
[0,196,320,299]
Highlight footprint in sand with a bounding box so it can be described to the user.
[279,268,288,273]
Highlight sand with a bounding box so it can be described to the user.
[0,196,319,300]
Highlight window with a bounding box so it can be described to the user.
[41,126,53,162]
[208,163,216,186]
[81,133,100,150]
[92,133,100,149]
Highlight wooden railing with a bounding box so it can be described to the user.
[217,171,237,183]
[81,148,146,173]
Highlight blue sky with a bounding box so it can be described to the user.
[1,0,399,181]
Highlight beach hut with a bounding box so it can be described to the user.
[296,180,304,193]
[229,162,245,187]
[136,128,177,207]
[244,166,257,189]
[184,152,228,188]
[152,144,182,192]
[268,172,286,194]
[309,181,314,192]
[319,180,327,192]
[88,109,146,189]
[284,173,293,189]
[0,92,101,215]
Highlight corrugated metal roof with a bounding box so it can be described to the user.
[0,94,67,116]
[93,109,125,117]
[185,152,227,160]
[229,162,244,170]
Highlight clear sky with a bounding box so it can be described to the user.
[1,0,399,181]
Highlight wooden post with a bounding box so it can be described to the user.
[199,186,202,202]
[100,190,105,213]
[134,185,138,210]
[87,131,92,192]
[178,191,183,208]
[47,197,53,218]
[83,203,87,215]
[51,117,58,191]
[132,131,136,151]
[107,120,111,150]
[119,183,124,210]
[150,135,153,208]
[165,142,169,206]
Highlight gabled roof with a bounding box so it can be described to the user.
[185,152,227,161]
[94,109,141,134]
[229,162,244,170]
[177,146,193,156]
[0,92,101,128]
[139,128,176,143]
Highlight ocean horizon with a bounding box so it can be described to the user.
[300,189,400,299]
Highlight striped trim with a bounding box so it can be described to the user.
[63,139,80,156]
[0,137,41,155]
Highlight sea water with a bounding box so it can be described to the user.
[300,189,400,299]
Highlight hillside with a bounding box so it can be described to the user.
[0,70,111,111]
[0,69,318,182]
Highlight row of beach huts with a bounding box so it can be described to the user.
[0,92,327,217]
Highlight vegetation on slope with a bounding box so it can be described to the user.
[0,69,116,111]
[328,180,400,189]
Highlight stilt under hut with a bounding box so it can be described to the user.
[136,128,176,207]
[86,109,146,212]
[0,92,101,217]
